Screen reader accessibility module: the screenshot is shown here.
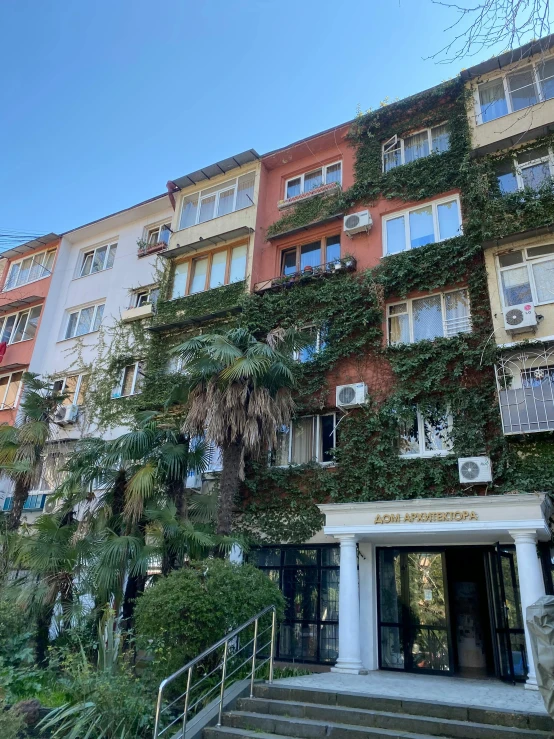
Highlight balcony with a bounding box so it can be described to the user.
[254,256,357,294]
[277,181,341,211]
[150,280,245,332]
[121,304,154,322]
[137,239,168,258]
[496,346,554,434]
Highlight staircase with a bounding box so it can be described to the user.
[204,682,554,739]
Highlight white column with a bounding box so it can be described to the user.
[332,534,363,674]
[510,529,546,690]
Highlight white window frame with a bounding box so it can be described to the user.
[134,286,159,308]
[0,371,23,410]
[498,146,554,192]
[145,222,171,246]
[3,248,56,292]
[53,373,88,406]
[111,361,144,398]
[387,288,472,345]
[399,407,453,458]
[381,124,449,172]
[496,245,554,308]
[275,413,337,467]
[64,302,105,340]
[382,195,462,256]
[293,325,327,362]
[475,56,554,125]
[284,161,342,200]
[179,172,256,230]
[78,242,117,278]
[0,305,42,345]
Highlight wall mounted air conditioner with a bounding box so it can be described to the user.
[503,302,537,334]
[343,210,372,237]
[336,382,368,408]
[458,456,492,484]
[53,404,79,425]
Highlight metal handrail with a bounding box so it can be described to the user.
[153,605,276,739]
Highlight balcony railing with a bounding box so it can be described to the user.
[496,346,554,434]
[254,256,357,293]
[137,239,168,258]
[277,181,341,210]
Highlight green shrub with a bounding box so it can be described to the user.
[134,559,285,676]
[0,597,28,657]
[0,702,26,739]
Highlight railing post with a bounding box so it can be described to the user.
[153,684,164,739]
[217,640,229,727]
[269,608,276,684]
[250,618,259,698]
[180,666,193,738]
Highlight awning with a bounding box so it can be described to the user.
[0,294,42,315]
[0,233,58,260]
[161,226,253,258]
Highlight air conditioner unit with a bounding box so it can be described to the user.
[185,473,202,490]
[53,404,79,425]
[344,210,372,237]
[336,382,368,408]
[44,495,62,514]
[503,302,537,333]
[458,456,492,484]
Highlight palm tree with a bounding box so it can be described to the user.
[0,372,66,532]
[173,327,302,536]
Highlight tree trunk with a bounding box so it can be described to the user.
[217,442,242,537]
[35,604,54,665]
[122,572,146,632]
[7,477,30,531]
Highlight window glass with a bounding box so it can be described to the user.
[304,169,323,192]
[11,312,29,343]
[412,295,443,342]
[44,250,56,274]
[5,263,20,290]
[383,140,402,172]
[386,216,406,254]
[209,251,227,288]
[199,195,216,223]
[423,410,452,453]
[444,289,470,336]
[25,306,41,341]
[0,315,15,344]
[93,304,104,332]
[518,145,549,164]
[437,200,461,240]
[3,372,22,409]
[532,259,554,303]
[180,193,199,229]
[147,227,160,245]
[508,69,538,111]
[0,376,9,406]
[81,252,94,276]
[404,131,429,163]
[496,160,518,193]
[326,163,342,184]
[218,188,235,217]
[286,177,301,199]
[236,173,255,209]
[409,206,434,248]
[274,427,290,466]
[159,225,171,245]
[527,244,554,258]
[399,409,420,455]
[300,241,321,270]
[520,161,551,189]
[190,258,208,293]
[121,365,136,396]
[136,291,149,307]
[64,375,79,404]
[388,304,410,345]
[229,245,247,283]
[320,415,335,463]
[325,235,341,263]
[431,125,450,153]
[498,251,523,267]
[538,58,554,100]
[18,258,32,285]
[501,266,533,306]
[106,244,117,269]
[298,326,318,363]
[291,418,314,464]
[479,79,508,122]
[91,246,107,273]
[65,313,78,339]
[172,262,189,299]
[282,249,297,276]
[76,306,94,336]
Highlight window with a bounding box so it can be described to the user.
[3,494,45,512]
[146,223,171,246]
[134,287,159,308]
[496,145,554,193]
[497,245,554,307]
[0,371,23,410]
[476,58,554,124]
[79,243,117,277]
[284,162,342,200]
[399,407,453,457]
[0,306,42,345]
[170,244,247,299]
[179,173,255,230]
[4,249,56,291]
[53,374,88,406]
[281,235,341,276]
[388,289,471,345]
[382,125,450,172]
[383,197,462,256]
[274,414,336,466]
[65,303,105,339]
[294,325,327,362]
[111,361,145,398]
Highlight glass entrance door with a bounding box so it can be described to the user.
[378,548,453,673]
[486,545,527,682]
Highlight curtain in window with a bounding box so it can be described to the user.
[384,144,402,172]
[229,245,247,283]
[291,418,314,464]
[172,262,189,299]
[275,428,290,466]
[325,235,341,263]
[190,258,208,294]
[404,131,429,163]
[300,242,321,270]
[209,251,227,288]
[282,249,297,276]
[501,266,533,306]
[286,177,301,199]
[388,304,410,344]
[236,174,255,209]
[18,258,32,285]
[198,195,216,224]
[444,289,470,336]
[412,295,443,341]
[409,206,434,248]
[399,410,420,455]
[217,188,235,217]
[532,258,554,303]
[304,170,323,192]
[325,163,342,185]
[121,365,135,397]
[431,125,450,153]
[479,79,508,122]
[180,194,199,229]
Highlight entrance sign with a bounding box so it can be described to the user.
[374,511,478,524]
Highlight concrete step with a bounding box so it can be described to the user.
[224,706,552,739]
[253,683,553,734]
[204,720,460,739]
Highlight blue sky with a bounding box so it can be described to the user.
[0,1,523,239]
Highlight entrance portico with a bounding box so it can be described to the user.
[320,494,552,689]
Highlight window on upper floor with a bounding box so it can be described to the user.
[382,125,450,173]
[146,223,171,247]
[64,302,105,339]
[497,244,554,307]
[294,325,328,362]
[3,249,56,291]
[79,243,117,278]
[0,371,23,410]
[179,173,255,230]
[134,286,159,308]
[171,244,247,299]
[53,373,88,406]
[281,235,341,276]
[284,162,342,200]
[399,406,453,457]
[387,289,471,345]
[382,197,462,256]
[496,145,554,193]
[0,306,42,345]
[111,361,145,398]
[477,58,554,124]
[273,414,336,466]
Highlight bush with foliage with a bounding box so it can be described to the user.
[0,702,27,739]
[135,559,285,676]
